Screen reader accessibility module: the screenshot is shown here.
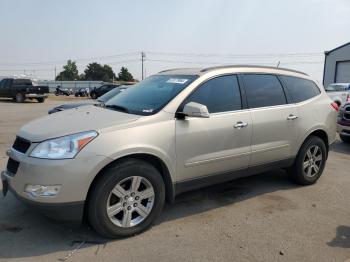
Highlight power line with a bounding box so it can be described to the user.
[0,52,140,66]
[146,51,323,59]
[146,58,324,66]
[0,50,324,67]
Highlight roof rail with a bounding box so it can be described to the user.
[200,65,308,76]
[158,68,196,74]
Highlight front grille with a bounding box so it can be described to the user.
[6,158,19,176]
[12,137,31,154]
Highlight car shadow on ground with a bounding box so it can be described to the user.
[0,169,298,259]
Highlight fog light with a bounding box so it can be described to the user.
[24,184,61,198]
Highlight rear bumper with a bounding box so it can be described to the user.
[25,94,48,98]
[2,171,84,222]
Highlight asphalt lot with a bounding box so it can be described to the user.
[0,97,349,262]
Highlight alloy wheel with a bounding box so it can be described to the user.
[106,176,155,228]
[303,145,323,178]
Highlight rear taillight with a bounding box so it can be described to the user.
[346,94,349,102]
[331,102,339,112]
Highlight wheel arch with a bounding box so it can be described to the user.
[85,153,175,214]
[302,129,329,156]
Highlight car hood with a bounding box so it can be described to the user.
[18,105,141,142]
[57,101,98,109]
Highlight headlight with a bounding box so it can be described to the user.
[30,131,98,159]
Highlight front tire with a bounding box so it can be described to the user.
[90,92,97,99]
[288,136,327,185]
[340,134,350,143]
[88,159,165,238]
[36,97,45,103]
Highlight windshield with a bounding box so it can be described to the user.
[105,75,198,115]
[98,87,125,103]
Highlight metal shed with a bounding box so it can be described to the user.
[323,42,350,88]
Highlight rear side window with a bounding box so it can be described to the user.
[242,74,287,108]
[280,76,320,103]
[185,75,242,113]
[14,79,32,86]
[0,79,11,88]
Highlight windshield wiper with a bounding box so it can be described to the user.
[105,104,129,113]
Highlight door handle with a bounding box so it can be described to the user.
[234,121,248,128]
[287,114,298,120]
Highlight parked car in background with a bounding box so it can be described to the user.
[54,86,71,96]
[90,84,120,99]
[48,85,129,114]
[325,83,350,106]
[0,78,49,103]
[74,88,89,97]
[2,66,337,238]
[337,103,350,143]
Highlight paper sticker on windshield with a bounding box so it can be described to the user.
[142,109,154,113]
[166,78,189,84]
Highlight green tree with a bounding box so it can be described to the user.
[55,60,79,81]
[118,67,134,81]
[84,62,116,82]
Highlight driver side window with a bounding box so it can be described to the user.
[184,75,242,113]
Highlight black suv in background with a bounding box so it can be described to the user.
[0,78,49,103]
[90,84,119,99]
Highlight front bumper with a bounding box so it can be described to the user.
[2,147,110,222]
[2,171,84,222]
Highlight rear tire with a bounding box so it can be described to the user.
[15,93,25,103]
[288,136,327,185]
[340,134,350,143]
[36,97,45,103]
[90,92,97,99]
[88,159,165,238]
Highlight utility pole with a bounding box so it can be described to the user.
[141,52,146,80]
[54,66,57,80]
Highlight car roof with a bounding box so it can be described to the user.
[156,65,308,77]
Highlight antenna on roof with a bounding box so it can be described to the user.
[277,61,280,68]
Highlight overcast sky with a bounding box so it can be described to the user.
[0,0,349,82]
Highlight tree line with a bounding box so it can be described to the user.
[56,60,135,82]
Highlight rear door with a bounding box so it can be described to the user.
[0,79,6,96]
[0,79,12,97]
[175,75,252,182]
[279,75,323,152]
[241,74,298,166]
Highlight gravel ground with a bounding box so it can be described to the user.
[0,97,349,262]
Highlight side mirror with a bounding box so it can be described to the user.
[181,102,210,118]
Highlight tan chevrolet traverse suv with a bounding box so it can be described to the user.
[1,66,337,238]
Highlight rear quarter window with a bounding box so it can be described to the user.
[280,76,320,103]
